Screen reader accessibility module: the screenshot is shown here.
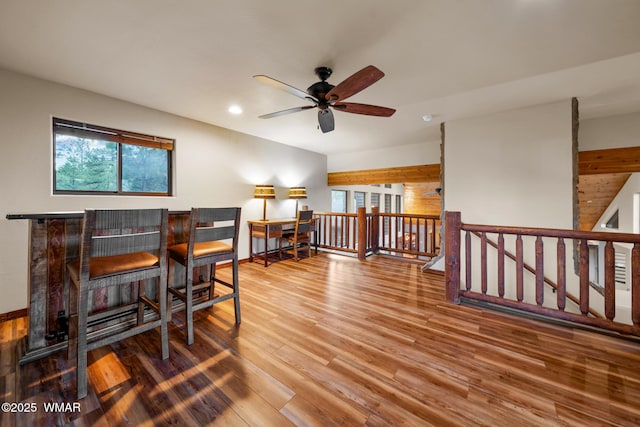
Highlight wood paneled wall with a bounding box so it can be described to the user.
[578,146,640,175]
[577,147,640,230]
[328,164,440,186]
[404,182,441,217]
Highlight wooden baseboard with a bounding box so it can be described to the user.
[0,308,27,323]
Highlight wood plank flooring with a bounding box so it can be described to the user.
[2,252,640,426]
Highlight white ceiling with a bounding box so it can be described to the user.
[1,0,640,155]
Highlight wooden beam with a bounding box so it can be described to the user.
[578,147,640,175]
[328,164,440,186]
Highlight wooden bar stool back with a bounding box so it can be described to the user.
[281,210,314,261]
[67,209,169,399]
[167,207,241,345]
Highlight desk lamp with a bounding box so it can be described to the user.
[289,187,307,215]
[254,184,276,221]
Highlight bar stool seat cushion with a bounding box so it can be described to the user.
[68,252,159,280]
[169,241,232,260]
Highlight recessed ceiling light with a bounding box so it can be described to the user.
[228,105,243,115]
[422,114,433,122]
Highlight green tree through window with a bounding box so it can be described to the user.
[122,144,168,193]
[55,136,118,191]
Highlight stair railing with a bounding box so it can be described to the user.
[445,211,640,337]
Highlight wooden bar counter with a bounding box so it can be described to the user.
[6,211,191,363]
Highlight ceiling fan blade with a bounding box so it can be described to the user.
[332,102,396,117]
[258,105,315,119]
[253,75,318,103]
[325,65,385,102]
[318,109,334,133]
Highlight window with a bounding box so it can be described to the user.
[605,210,619,229]
[371,193,380,208]
[331,190,347,213]
[53,118,173,196]
[396,194,402,213]
[354,191,365,212]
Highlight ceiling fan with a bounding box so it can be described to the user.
[424,187,442,196]
[253,65,396,133]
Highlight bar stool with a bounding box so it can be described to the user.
[167,207,241,345]
[67,209,169,399]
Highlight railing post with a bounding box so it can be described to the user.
[371,206,379,253]
[445,211,461,304]
[357,207,366,261]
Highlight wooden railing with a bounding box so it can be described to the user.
[314,212,360,255]
[314,208,440,260]
[444,211,640,336]
[378,213,440,257]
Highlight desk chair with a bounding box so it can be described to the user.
[67,209,169,399]
[281,210,313,261]
[167,207,241,345]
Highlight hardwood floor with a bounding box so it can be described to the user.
[2,252,640,426]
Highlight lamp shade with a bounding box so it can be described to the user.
[254,184,276,199]
[288,186,307,199]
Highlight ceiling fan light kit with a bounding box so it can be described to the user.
[254,65,396,133]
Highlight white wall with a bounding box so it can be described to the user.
[442,100,589,311]
[327,140,440,172]
[0,68,329,313]
[580,111,640,151]
[444,100,574,228]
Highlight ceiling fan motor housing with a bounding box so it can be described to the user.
[307,81,334,105]
[307,66,334,105]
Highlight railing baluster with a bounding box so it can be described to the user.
[431,218,436,253]
[516,234,523,302]
[410,217,415,251]
[604,241,615,321]
[481,232,488,295]
[343,216,347,247]
[557,237,566,311]
[465,230,472,291]
[353,216,357,249]
[382,215,387,248]
[536,236,544,306]
[633,243,640,327]
[330,216,335,247]
[326,215,330,247]
[579,239,589,316]
[497,233,505,298]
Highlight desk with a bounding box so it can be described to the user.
[248,218,293,267]
[6,211,191,363]
[248,218,317,267]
